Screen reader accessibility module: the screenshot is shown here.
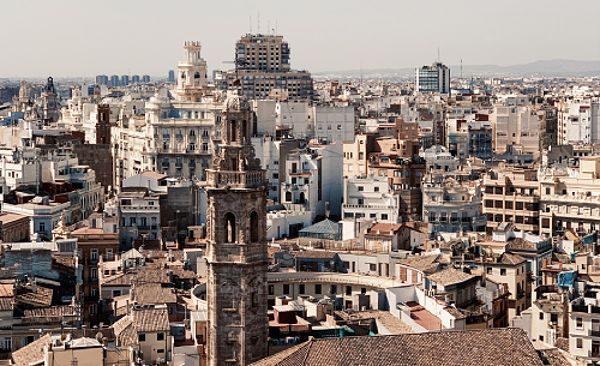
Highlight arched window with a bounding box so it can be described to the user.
[194,72,200,79]
[250,211,259,242]
[299,192,306,204]
[230,120,237,142]
[181,72,186,79]
[225,213,236,243]
[285,191,292,202]
[242,120,248,142]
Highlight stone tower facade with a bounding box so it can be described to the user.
[205,90,268,366]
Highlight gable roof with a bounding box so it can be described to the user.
[12,334,52,366]
[251,328,544,366]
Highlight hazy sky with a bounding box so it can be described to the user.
[3,0,600,77]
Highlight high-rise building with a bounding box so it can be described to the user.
[121,75,130,86]
[95,74,109,85]
[142,75,151,83]
[131,75,140,84]
[415,62,450,94]
[216,33,313,101]
[205,90,268,365]
[110,75,120,87]
[168,69,176,83]
[235,34,291,72]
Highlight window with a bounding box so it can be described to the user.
[486,267,492,275]
[577,338,583,348]
[315,284,322,294]
[369,263,376,271]
[381,214,388,221]
[268,285,274,295]
[157,349,164,354]
[299,284,305,294]
[225,213,236,243]
[138,334,146,342]
[91,249,98,262]
[3,337,11,351]
[249,211,259,243]
[357,186,364,192]
[500,268,506,276]
[577,317,583,329]
[346,286,352,295]
[283,284,290,295]
[157,332,164,341]
[39,222,46,232]
[90,267,97,280]
[539,313,544,320]
[374,186,379,192]
[330,285,337,294]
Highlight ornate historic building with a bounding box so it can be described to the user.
[142,41,223,181]
[205,90,268,365]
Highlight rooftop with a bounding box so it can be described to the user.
[427,268,478,287]
[251,328,544,366]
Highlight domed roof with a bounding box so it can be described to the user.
[224,90,250,112]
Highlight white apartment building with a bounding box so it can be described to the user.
[342,175,399,223]
[0,147,40,191]
[539,156,600,236]
[557,99,600,145]
[118,189,161,246]
[490,105,543,158]
[280,150,320,220]
[422,175,485,234]
[313,105,354,143]
[343,134,371,178]
[420,145,460,172]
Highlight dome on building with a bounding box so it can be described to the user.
[224,89,250,112]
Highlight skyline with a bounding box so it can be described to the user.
[2,0,600,77]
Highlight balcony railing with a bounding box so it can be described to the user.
[206,169,265,189]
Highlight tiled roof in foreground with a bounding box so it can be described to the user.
[251,328,544,366]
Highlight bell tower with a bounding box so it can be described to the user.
[175,41,209,101]
[205,90,268,366]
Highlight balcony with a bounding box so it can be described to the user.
[206,169,266,189]
[590,329,600,337]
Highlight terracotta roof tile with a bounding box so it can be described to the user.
[251,328,544,366]
[427,268,478,287]
[12,334,52,366]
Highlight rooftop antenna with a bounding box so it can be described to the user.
[437,47,440,63]
[275,19,278,35]
[249,15,252,34]
[257,11,260,34]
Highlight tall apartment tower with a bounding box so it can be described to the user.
[235,34,291,72]
[205,90,268,366]
[216,33,313,100]
[415,62,450,94]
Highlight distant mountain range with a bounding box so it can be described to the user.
[314,59,600,78]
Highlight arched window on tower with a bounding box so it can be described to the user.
[225,213,236,243]
[250,211,259,242]
[230,120,238,142]
[242,120,248,142]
